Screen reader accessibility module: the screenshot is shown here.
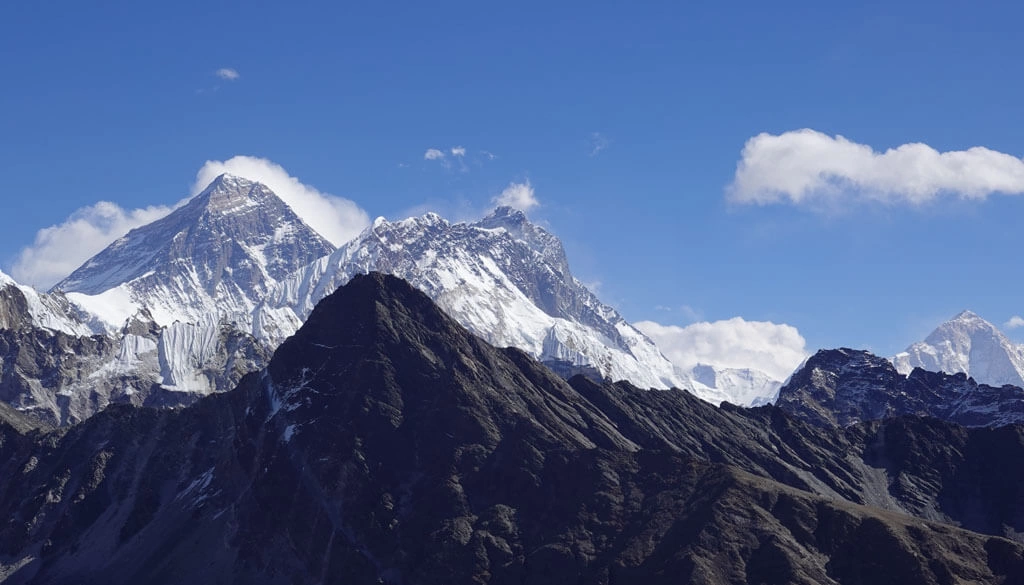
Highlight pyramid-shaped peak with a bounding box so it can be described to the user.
[284,272,456,349]
[269,271,489,394]
[205,172,254,188]
[894,308,1024,388]
[952,309,982,320]
[932,310,1000,336]
[266,271,624,453]
[54,171,335,301]
[192,173,279,212]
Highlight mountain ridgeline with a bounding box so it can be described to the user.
[777,347,1024,429]
[2,274,1024,584]
[0,174,789,427]
[6,175,1024,583]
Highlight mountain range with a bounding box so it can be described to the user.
[3,273,1024,584]
[5,174,1021,426]
[0,174,794,425]
[4,173,1024,582]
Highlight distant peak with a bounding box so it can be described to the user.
[487,205,527,221]
[477,206,533,233]
[935,310,999,334]
[390,212,447,230]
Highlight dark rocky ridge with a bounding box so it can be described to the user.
[1,274,1024,583]
[777,348,1024,428]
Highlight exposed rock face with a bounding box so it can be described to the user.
[893,310,1024,388]
[1,274,1023,584]
[0,276,271,426]
[575,374,1024,542]
[776,348,1024,428]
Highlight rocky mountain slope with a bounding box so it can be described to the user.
[0,267,271,426]
[2,274,1024,584]
[893,310,1024,388]
[776,348,1024,428]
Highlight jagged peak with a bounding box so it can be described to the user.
[485,205,527,222]
[476,206,533,233]
[474,207,568,270]
[802,347,891,369]
[367,212,449,235]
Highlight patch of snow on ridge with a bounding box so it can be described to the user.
[66,286,140,333]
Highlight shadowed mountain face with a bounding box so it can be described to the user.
[776,348,1024,429]
[2,274,1024,584]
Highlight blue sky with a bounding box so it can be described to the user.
[2,0,1024,364]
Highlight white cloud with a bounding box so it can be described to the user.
[451,146,466,157]
[492,180,539,212]
[192,155,370,246]
[589,132,610,156]
[1006,316,1024,330]
[635,317,808,381]
[215,68,240,81]
[729,128,1024,206]
[12,202,175,289]
[424,148,446,161]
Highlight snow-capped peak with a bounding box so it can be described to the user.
[892,310,1024,388]
[257,209,697,393]
[195,173,265,212]
[54,175,337,330]
[486,205,527,223]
